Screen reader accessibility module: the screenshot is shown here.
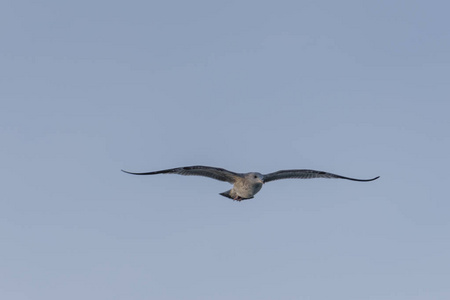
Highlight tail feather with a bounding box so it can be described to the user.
[219,189,253,201]
[219,190,234,199]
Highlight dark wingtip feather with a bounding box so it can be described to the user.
[121,169,166,175]
[353,175,380,182]
[121,169,142,175]
[336,174,380,182]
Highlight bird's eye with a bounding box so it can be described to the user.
[254,175,257,178]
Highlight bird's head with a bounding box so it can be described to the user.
[246,172,265,184]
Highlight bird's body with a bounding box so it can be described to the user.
[122,165,379,201]
[219,172,264,200]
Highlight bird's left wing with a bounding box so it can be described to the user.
[263,169,379,183]
[122,165,241,183]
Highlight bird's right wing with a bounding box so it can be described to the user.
[121,165,241,183]
[263,169,379,183]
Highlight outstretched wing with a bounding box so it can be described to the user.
[263,169,379,183]
[121,165,241,184]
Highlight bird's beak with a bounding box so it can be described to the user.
[260,179,265,184]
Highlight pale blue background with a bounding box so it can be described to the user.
[1,1,450,299]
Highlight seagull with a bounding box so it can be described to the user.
[122,165,379,201]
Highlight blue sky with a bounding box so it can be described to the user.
[1,1,450,299]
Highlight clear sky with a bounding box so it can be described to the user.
[1,0,450,299]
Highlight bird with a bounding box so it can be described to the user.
[122,165,379,201]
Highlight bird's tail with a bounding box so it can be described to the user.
[219,189,253,201]
[220,190,236,199]
[219,189,235,199]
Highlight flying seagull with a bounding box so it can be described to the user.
[122,165,379,201]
